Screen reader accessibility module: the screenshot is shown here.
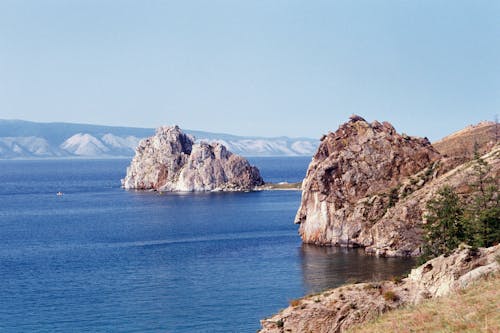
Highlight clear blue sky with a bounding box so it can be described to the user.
[0,0,499,140]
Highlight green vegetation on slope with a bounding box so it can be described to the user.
[422,151,499,261]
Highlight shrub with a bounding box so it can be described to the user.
[391,275,403,284]
[383,290,399,302]
[425,165,434,178]
[388,187,399,207]
[363,283,382,294]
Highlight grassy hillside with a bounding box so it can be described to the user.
[433,121,498,161]
[348,273,500,333]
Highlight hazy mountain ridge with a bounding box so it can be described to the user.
[0,120,318,158]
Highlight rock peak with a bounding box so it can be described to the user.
[349,114,366,122]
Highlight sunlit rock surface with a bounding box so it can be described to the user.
[122,126,264,192]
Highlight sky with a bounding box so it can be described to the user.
[0,0,499,140]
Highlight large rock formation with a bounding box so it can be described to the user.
[295,115,500,257]
[259,244,500,333]
[122,126,264,191]
[295,115,441,253]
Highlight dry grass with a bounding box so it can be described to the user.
[349,274,500,333]
[433,122,497,160]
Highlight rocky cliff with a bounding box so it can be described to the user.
[122,126,264,191]
[295,115,441,253]
[295,116,500,257]
[259,244,500,333]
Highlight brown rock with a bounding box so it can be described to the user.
[295,117,441,250]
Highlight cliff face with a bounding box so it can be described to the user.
[259,244,500,333]
[122,126,263,191]
[295,115,441,252]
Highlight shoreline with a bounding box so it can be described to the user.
[258,244,500,332]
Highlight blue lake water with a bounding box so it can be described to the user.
[0,157,414,332]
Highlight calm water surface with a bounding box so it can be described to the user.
[0,157,414,332]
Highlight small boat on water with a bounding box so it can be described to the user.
[56,191,63,196]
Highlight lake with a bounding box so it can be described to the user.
[0,157,414,332]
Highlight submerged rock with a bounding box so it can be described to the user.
[295,115,441,252]
[122,126,263,191]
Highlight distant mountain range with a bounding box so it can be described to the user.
[0,120,318,158]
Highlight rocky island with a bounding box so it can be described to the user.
[122,126,264,191]
[295,115,499,257]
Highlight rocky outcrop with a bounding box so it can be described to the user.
[295,115,441,253]
[259,244,500,333]
[122,126,264,191]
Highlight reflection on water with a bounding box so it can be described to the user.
[300,244,416,294]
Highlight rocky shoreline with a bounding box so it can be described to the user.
[259,244,500,333]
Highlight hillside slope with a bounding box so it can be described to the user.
[433,121,497,163]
